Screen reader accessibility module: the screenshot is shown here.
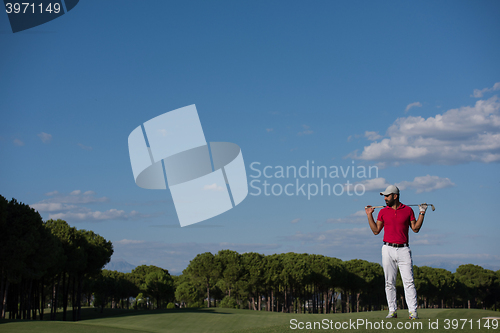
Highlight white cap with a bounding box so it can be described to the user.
[380,185,400,196]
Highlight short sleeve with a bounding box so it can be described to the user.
[377,209,384,222]
[409,207,416,222]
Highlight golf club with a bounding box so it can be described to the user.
[365,203,436,211]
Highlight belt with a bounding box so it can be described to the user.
[384,242,408,248]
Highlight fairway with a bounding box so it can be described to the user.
[1,308,499,333]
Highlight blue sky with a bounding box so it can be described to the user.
[1,0,499,274]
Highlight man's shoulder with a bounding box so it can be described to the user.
[378,206,391,217]
[399,203,413,211]
[399,203,416,220]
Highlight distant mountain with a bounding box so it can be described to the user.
[104,259,136,273]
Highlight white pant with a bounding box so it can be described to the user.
[381,244,417,313]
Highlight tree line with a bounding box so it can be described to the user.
[0,195,176,321]
[0,195,114,320]
[1,195,499,321]
[92,265,175,312]
[175,250,500,313]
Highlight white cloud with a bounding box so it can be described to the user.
[471,82,500,98]
[49,208,127,221]
[361,178,390,191]
[30,202,78,212]
[31,190,107,213]
[345,176,454,194]
[36,190,108,204]
[46,209,158,222]
[38,132,52,143]
[30,190,163,222]
[365,131,382,141]
[405,102,422,113]
[345,177,390,192]
[203,183,225,191]
[349,96,500,165]
[31,190,157,222]
[298,124,313,136]
[266,128,273,133]
[352,210,366,217]
[78,143,92,151]
[13,139,24,146]
[395,175,455,193]
[129,210,139,217]
[326,210,366,224]
[116,239,145,245]
[291,218,301,224]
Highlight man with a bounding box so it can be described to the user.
[365,185,427,320]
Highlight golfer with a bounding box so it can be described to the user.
[365,185,427,320]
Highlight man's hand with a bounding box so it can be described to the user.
[419,203,428,213]
[366,205,382,235]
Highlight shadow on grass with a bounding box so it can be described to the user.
[82,308,233,320]
[0,307,234,323]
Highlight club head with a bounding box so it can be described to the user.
[431,204,435,211]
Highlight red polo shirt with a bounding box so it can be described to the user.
[377,203,416,244]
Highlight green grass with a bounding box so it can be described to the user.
[1,308,499,333]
